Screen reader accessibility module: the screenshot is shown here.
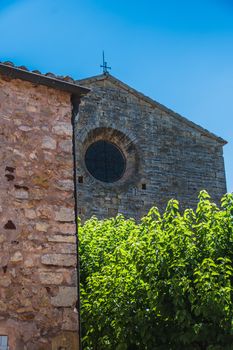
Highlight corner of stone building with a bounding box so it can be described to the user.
[0,75,82,349]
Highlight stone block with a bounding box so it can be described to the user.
[0,235,6,243]
[42,136,57,150]
[15,190,29,199]
[18,125,32,132]
[51,286,77,307]
[38,271,64,285]
[51,331,78,350]
[55,207,75,222]
[26,105,37,113]
[56,179,74,191]
[62,309,79,331]
[24,209,37,219]
[0,301,7,312]
[36,205,54,219]
[10,251,23,263]
[36,222,49,232]
[30,187,47,199]
[47,235,76,243]
[41,254,76,267]
[57,223,76,234]
[24,258,34,267]
[59,139,72,153]
[52,243,76,254]
[52,122,72,136]
[0,276,11,287]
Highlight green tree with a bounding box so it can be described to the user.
[79,191,233,350]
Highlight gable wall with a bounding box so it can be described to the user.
[76,79,226,220]
[0,75,79,349]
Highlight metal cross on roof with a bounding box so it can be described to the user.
[100,51,111,74]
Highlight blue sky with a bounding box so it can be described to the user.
[1,0,232,192]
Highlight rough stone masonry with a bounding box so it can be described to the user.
[0,62,88,350]
[75,74,227,220]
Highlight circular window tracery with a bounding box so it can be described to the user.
[85,140,126,183]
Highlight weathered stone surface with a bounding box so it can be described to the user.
[51,243,76,254]
[36,222,49,232]
[27,105,37,113]
[57,223,76,234]
[51,286,77,307]
[55,207,75,222]
[0,301,7,312]
[59,139,72,153]
[38,270,64,285]
[0,75,79,348]
[24,209,37,219]
[36,205,54,219]
[47,235,76,243]
[62,309,79,331]
[28,232,44,241]
[10,251,23,263]
[51,331,78,350]
[15,189,29,199]
[0,235,6,243]
[56,179,74,191]
[41,136,57,150]
[41,254,76,266]
[0,276,11,287]
[24,257,34,267]
[18,125,32,132]
[52,122,72,136]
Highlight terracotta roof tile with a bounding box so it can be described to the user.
[0,60,89,96]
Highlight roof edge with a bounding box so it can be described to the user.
[76,73,227,145]
[0,62,90,96]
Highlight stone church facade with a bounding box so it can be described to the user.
[75,74,227,220]
[0,61,227,349]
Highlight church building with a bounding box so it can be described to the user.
[0,61,227,349]
[75,73,227,220]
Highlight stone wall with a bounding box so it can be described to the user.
[76,77,227,220]
[0,74,79,349]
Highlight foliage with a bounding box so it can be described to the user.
[79,191,233,349]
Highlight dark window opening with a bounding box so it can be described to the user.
[142,184,146,190]
[78,176,83,184]
[85,140,126,183]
